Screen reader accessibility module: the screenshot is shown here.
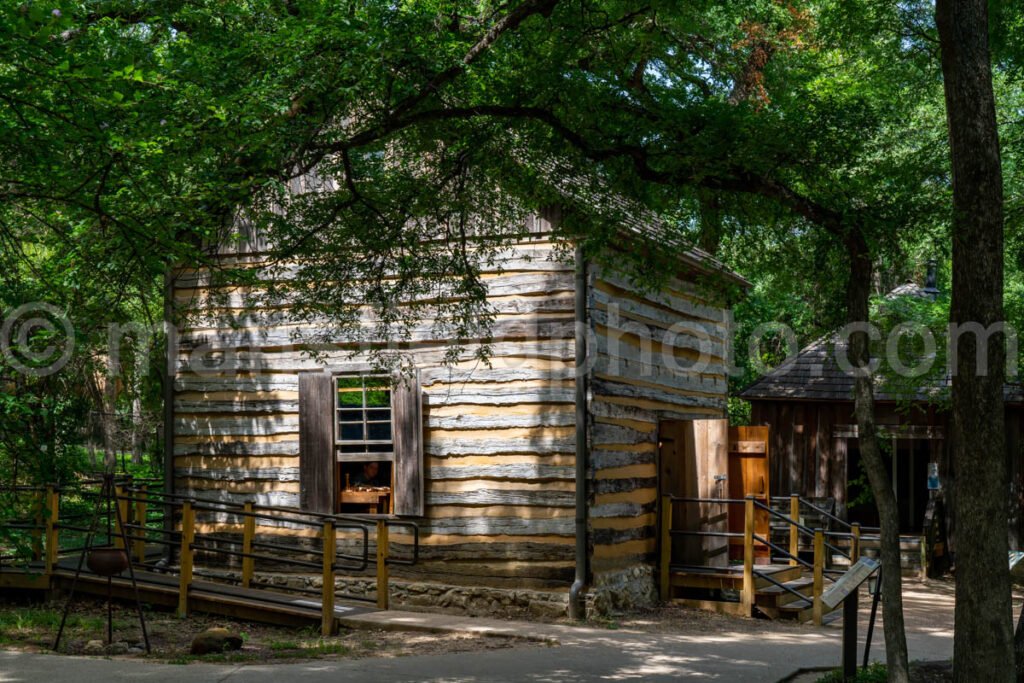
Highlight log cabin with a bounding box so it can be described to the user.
[169,205,749,618]
[740,270,1024,554]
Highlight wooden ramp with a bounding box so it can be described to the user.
[2,559,377,629]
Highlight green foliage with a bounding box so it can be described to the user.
[0,3,1022,535]
[815,662,888,683]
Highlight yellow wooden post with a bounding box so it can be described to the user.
[44,486,59,575]
[177,502,195,617]
[321,521,336,636]
[376,520,390,610]
[813,529,824,626]
[659,495,672,601]
[789,494,800,567]
[113,485,128,549]
[241,502,255,589]
[741,496,755,617]
[920,534,928,579]
[133,485,148,564]
[851,523,861,563]
[32,489,44,562]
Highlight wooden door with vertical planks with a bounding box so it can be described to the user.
[659,419,729,568]
[728,426,771,561]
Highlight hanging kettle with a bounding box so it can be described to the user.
[86,547,129,576]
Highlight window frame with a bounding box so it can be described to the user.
[333,373,396,463]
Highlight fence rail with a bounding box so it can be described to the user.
[0,479,419,635]
[659,493,885,626]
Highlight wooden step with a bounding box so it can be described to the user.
[669,564,803,592]
[754,577,813,608]
[763,598,839,622]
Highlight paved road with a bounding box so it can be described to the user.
[0,581,960,682]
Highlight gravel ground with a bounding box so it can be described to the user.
[0,596,542,664]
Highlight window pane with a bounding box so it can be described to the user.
[366,442,392,453]
[364,388,390,408]
[367,421,392,441]
[339,442,365,454]
[337,408,362,422]
[365,407,391,421]
[337,393,362,409]
[336,376,362,390]
[339,423,364,442]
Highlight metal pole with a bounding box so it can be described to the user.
[842,588,859,679]
[54,481,104,651]
[112,478,151,652]
[863,569,882,668]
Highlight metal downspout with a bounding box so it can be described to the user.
[569,245,589,620]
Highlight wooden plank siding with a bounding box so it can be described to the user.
[172,219,582,590]
[172,214,740,601]
[585,263,731,581]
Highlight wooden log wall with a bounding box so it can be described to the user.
[585,264,731,580]
[172,214,580,590]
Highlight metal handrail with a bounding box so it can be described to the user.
[670,496,748,504]
[751,533,813,571]
[752,567,810,604]
[671,530,744,538]
[381,519,420,567]
[824,540,852,561]
[769,495,850,531]
[753,499,815,537]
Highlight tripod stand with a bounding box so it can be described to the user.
[53,473,150,653]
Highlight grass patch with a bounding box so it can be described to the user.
[816,663,887,682]
[0,607,105,633]
[815,661,952,683]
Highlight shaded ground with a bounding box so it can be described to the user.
[0,578,1010,681]
[0,596,539,664]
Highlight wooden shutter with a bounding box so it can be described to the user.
[391,369,424,516]
[299,371,334,513]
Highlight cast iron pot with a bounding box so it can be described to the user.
[86,548,129,576]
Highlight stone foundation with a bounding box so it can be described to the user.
[587,564,658,617]
[198,563,656,620]
[200,568,570,620]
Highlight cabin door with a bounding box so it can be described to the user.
[658,419,729,567]
[727,426,771,561]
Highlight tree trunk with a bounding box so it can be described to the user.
[846,234,910,682]
[935,1,1015,680]
[1015,605,1024,681]
[131,391,143,466]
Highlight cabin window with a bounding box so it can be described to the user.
[336,375,395,514]
[297,369,424,517]
[336,376,393,455]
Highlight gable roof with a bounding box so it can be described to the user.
[535,159,751,290]
[740,282,1024,404]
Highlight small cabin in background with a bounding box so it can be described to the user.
[170,208,748,617]
[741,276,1024,550]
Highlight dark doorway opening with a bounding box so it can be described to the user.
[845,436,935,533]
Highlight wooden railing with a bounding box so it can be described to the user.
[1,480,419,636]
[659,494,855,626]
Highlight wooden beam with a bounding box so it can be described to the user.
[44,486,58,575]
[376,521,389,610]
[178,502,195,617]
[321,521,336,636]
[789,494,800,567]
[113,485,128,550]
[241,502,255,589]
[742,496,754,618]
[659,495,671,601]
[133,486,148,564]
[813,529,824,626]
